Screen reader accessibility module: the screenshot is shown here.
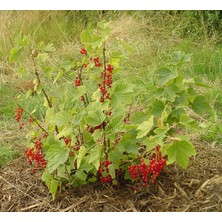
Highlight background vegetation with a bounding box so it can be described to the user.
[1,10,222,167]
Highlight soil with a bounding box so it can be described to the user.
[0,141,222,212]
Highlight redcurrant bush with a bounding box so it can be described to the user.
[11,21,213,199]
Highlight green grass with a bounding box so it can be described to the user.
[0,85,17,119]
[0,145,19,168]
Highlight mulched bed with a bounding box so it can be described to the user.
[0,141,222,212]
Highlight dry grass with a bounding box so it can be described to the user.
[0,141,221,212]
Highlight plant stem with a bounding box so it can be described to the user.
[15,101,48,134]
[31,53,59,134]
[78,64,89,107]
[102,43,107,151]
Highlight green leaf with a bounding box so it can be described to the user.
[91,35,103,49]
[171,51,192,64]
[75,170,87,181]
[170,108,186,120]
[43,66,54,78]
[155,67,178,86]
[77,146,87,169]
[41,170,53,188]
[179,114,198,129]
[50,180,59,200]
[42,170,59,200]
[62,60,74,72]
[109,114,125,132]
[89,145,102,170]
[53,71,65,84]
[9,36,29,63]
[164,84,179,102]
[192,95,211,115]
[143,127,168,151]
[79,156,94,173]
[45,108,54,124]
[131,111,149,124]
[109,150,123,166]
[57,165,70,179]
[45,144,70,173]
[151,100,165,117]
[136,115,154,139]
[119,130,138,155]
[85,109,106,126]
[39,42,56,52]
[80,31,92,44]
[110,80,133,107]
[56,127,73,139]
[72,86,87,102]
[166,140,196,169]
[108,164,116,179]
[51,110,71,127]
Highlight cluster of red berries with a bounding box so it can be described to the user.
[128,145,166,189]
[149,145,166,183]
[80,47,87,55]
[15,107,35,129]
[98,160,112,183]
[106,64,114,73]
[25,135,47,174]
[98,64,113,103]
[15,107,23,122]
[103,72,113,88]
[63,136,81,156]
[75,76,81,87]
[93,57,102,67]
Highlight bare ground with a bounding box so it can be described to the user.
[0,141,222,212]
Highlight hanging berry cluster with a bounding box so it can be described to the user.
[75,47,87,88]
[98,64,113,103]
[98,160,112,183]
[94,57,102,67]
[75,77,81,87]
[128,145,166,189]
[80,47,87,55]
[15,107,23,122]
[25,134,48,174]
[63,136,81,156]
[15,107,24,128]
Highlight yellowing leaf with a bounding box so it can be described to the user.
[136,115,154,139]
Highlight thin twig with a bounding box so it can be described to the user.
[31,53,59,134]
[77,65,89,107]
[15,100,48,133]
